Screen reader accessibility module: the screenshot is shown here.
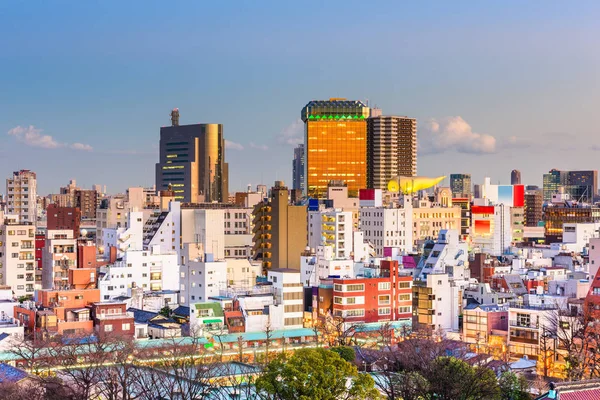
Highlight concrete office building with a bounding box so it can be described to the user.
[450,174,472,199]
[301,99,370,197]
[367,115,417,189]
[6,170,37,223]
[156,109,228,203]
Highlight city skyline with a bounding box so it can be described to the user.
[1,2,600,194]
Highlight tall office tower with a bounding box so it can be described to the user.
[367,115,417,189]
[450,174,472,198]
[292,144,305,192]
[156,109,228,203]
[567,170,598,201]
[6,170,37,223]
[301,98,370,198]
[543,169,568,202]
[524,189,543,227]
[511,170,521,185]
[252,182,307,273]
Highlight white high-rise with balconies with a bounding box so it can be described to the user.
[6,170,37,224]
[0,217,37,298]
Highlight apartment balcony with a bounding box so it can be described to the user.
[509,320,540,329]
[96,312,134,320]
[21,245,34,249]
[19,255,35,261]
[509,336,539,345]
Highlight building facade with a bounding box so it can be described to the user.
[156,110,228,202]
[367,115,417,189]
[6,170,37,223]
[252,183,307,272]
[301,99,370,198]
[332,261,412,331]
[524,190,543,227]
[0,221,36,298]
[450,174,472,199]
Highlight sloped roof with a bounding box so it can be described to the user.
[0,363,28,383]
[128,308,175,324]
[172,305,190,317]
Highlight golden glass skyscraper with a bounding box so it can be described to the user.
[301,98,370,198]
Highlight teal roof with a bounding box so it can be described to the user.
[0,328,317,362]
[195,302,224,317]
[212,328,316,343]
[353,320,411,333]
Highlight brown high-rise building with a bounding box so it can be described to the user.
[367,114,417,189]
[75,189,98,219]
[301,99,369,198]
[46,204,81,237]
[253,182,307,273]
[156,109,228,203]
[524,190,543,227]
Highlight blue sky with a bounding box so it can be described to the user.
[1,1,599,194]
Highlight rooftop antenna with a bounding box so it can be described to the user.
[170,108,180,126]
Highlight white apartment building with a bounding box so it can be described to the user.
[308,209,353,259]
[96,187,152,250]
[415,273,464,333]
[179,249,227,306]
[359,205,413,257]
[99,245,179,301]
[418,230,468,279]
[181,208,225,260]
[507,294,567,358]
[143,201,181,259]
[301,246,355,288]
[225,258,261,289]
[42,230,77,290]
[267,268,304,329]
[0,220,36,298]
[6,170,37,223]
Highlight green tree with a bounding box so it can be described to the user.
[330,346,356,363]
[498,371,530,400]
[255,348,379,400]
[426,357,501,400]
[159,306,172,318]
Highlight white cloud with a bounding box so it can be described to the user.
[419,116,496,155]
[8,125,61,149]
[277,119,304,146]
[8,125,93,151]
[70,143,93,151]
[225,140,244,150]
[250,142,269,151]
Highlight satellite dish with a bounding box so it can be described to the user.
[81,229,88,237]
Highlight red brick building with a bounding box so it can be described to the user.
[46,204,81,237]
[332,260,412,329]
[90,302,135,337]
